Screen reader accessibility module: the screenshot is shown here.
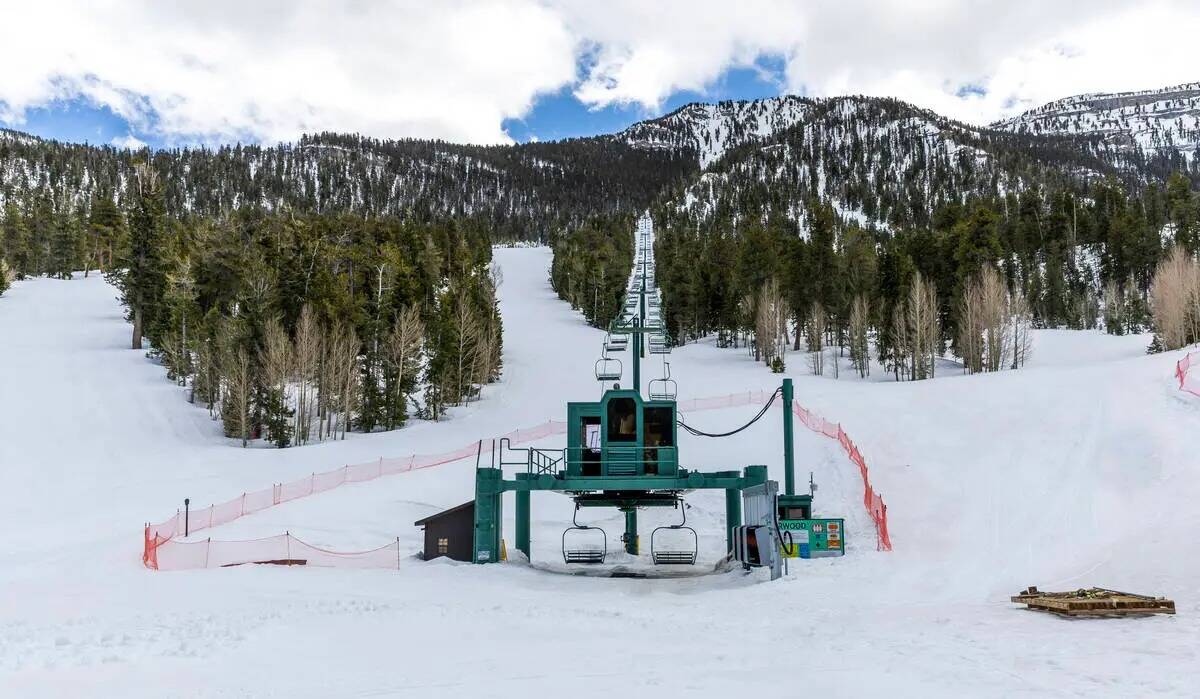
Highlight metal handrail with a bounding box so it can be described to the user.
[560,445,677,474]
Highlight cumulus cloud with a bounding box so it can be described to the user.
[0,0,1196,145]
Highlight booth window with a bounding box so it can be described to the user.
[607,397,637,442]
[644,407,674,448]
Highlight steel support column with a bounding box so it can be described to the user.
[725,487,742,553]
[514,473,533,559]
[782,378,795,496]
[624,508,639,555]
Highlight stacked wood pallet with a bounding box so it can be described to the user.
[1012,586,1176,617]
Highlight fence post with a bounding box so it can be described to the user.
[184,498,190,537]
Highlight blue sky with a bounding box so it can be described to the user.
[503,62,786,143]
[2,63,786,150]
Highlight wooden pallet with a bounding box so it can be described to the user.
[1011,586,1176,617]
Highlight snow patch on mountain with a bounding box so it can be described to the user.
[620,96,811,168]
[995,81,1200,161]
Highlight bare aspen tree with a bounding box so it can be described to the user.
[1009,287,1034,369]
[957,280,983,374]
[907,271,940,380]
[890,300,909,381]
[386,304,424,427]
[739,292,757,360]
[756,278,786,369]
[1150,245,1199,350]
[337,324,360,439]
[848,295,871,378]
[1102,280,1124,334]
[978,266,1010,373]
[293,304,321,444]
[807,301,826,376]
[320,321,350,440]
[452,289,480,405]
[261,319,292,395]
[472,314,501,390]
[755,285,773,367]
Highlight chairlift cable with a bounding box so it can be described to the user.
[677,388,781,438]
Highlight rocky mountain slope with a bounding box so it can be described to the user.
[993,81,1200,176]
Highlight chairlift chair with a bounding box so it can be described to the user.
[648,362,678,401]
[605,333,628,352]
[651,501,698,565]
[563,506,607,564]
[594,351,623,382]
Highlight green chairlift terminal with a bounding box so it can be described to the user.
[471,222,833,570]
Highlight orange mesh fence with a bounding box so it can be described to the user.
[143,389,892,570]
[144,419,567,569]
[788,400,891,551]
[1177,350,1200,397]
[154,532,403,571]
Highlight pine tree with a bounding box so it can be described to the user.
[48,207,82,280]
[108,165,168,350]
[0,257,12,297]
[1,203,31,280]
[87,193,124,275]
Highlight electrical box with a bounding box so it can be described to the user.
[779,518,844,558]
[732,525,779,570]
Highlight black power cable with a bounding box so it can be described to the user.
[677,388,781,438]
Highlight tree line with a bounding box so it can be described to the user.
[649,171,1199,378]
[548,214,635,329]
[1,164,503,447]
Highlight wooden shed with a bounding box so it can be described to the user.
[414,501,475,561]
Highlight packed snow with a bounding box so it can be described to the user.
[1,248,1197,697]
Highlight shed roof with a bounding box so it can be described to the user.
[413,500,474,526]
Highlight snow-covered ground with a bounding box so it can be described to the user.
[1,248,1197,697]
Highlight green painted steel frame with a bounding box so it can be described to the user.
[475,464,769,563]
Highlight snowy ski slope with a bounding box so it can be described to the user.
[1,248,1197,697]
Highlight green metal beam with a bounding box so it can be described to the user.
[783,378,795,496]
[725,487,742,553]
[498,471,756,493]
[514,473,533,558]
[573,492,681,508]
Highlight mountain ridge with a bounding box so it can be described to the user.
[1,80,1197,239]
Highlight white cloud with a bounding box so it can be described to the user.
[776,0,1200,125]
[0,0,578,145]
[0,1,1197,145]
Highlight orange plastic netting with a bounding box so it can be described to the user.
[1177,350,1200,398]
